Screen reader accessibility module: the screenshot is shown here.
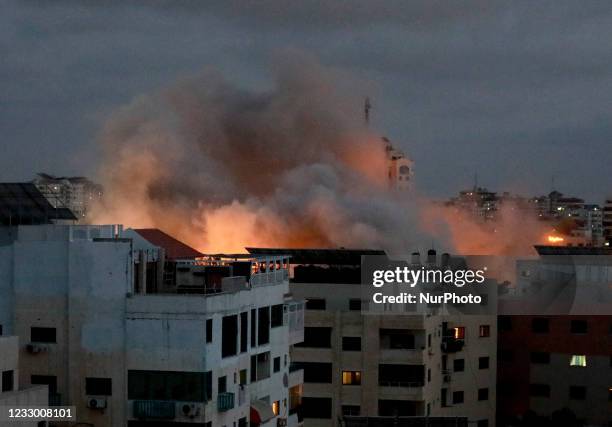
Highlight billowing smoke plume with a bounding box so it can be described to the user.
[91,55,424,253]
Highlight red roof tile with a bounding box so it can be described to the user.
[133,228,203,260]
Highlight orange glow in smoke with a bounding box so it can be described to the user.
[546,235,564,244]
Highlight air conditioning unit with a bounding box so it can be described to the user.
[26,343,47,354]
[87,397,107,409]
[179,403,200,418]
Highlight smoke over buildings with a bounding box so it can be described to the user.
[91,55,426,253]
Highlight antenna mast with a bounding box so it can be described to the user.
[364,97,371,127]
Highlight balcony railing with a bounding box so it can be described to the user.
[378,380,424,388]
[133,400,176,419]
[217,392,235,412]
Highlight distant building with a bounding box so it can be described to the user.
[0,224,304,427]
[33,173,103,220]
[445,187,499,221]
[603,197,612,245]
[382,137,414,190]
[248,248,497,427]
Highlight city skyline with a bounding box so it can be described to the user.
[3,1,612,201]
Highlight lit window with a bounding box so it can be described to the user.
[569,355,587,367]
[342,371,361,386]
[454,327,465,340]
[272,400,280,415]
[479,325,490,337]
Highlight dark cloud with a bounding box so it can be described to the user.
[2,0,612,201]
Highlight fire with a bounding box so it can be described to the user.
[546,235,564,244]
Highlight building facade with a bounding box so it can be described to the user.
[248,248,497,427]
[0,224,304,427]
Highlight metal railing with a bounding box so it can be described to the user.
[217,392,235,412]
[378,381,424,388]
[133,400,176,419]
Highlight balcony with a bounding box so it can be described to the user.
[133,400,176,419]
[217,392,235,412]
[441,336,464,353]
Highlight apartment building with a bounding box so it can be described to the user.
[0,335,49,427]
[0,224,304,427]
[498,246,612,427]
[248,248,497,427]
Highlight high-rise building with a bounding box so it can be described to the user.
[382,137,414,190]
[248,248,497,427]
[33,173,103,220]
[0,224,304,427]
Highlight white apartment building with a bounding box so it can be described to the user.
[0,224,304,427]
[0,336,49,427]
[248,248,497,427]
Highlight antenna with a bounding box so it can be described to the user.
[364,97,371,127]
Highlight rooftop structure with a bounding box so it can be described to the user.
[0,182,77,225]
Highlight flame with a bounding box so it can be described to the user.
[546,235,564,244]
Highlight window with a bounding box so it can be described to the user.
[218,376,227,393]
[530,352,550,364]
[342,336,361,351]
[570,355,587,367]
[273,357,281,373]
[240,312,248,353]
[250,352,271,382]
[380,329,415,349]
[302,397,332,419]
[453,359,465,372]
[532,318,549,333]
[128,371,205,401]
[441,388,448,407]
[272,400,280,416]
[478,388,489,401]
[452,391,464,404]
[257,307,270,345]
[238,417,247,427]
[239,369,247,386]
[498,316,512,332]
[428,334,432,348]
[251,309,257,347]
[294,362,332,383]
[477,420,489,427]
[342,405,360,416]
[479,325,490,337]
[427,368,431,383]
[454,327,465,339]
[529,383,550,397]
[31,327,56,343]
[349,299,361,311]
[479,357,489,369]
[221,315,238,358]
[570,319,588,334]
[271,304,283,328]
[295,327,332,348]
[569,386,586,400]
[85,378,112,396]
[2,370,14,392]
[342,371,361,386]
[206,319,213,343]
[305,298,326,310]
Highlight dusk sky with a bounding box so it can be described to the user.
[3,1,612,202]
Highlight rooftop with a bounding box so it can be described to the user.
[133,228,204,260]
[247,247,386,265]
